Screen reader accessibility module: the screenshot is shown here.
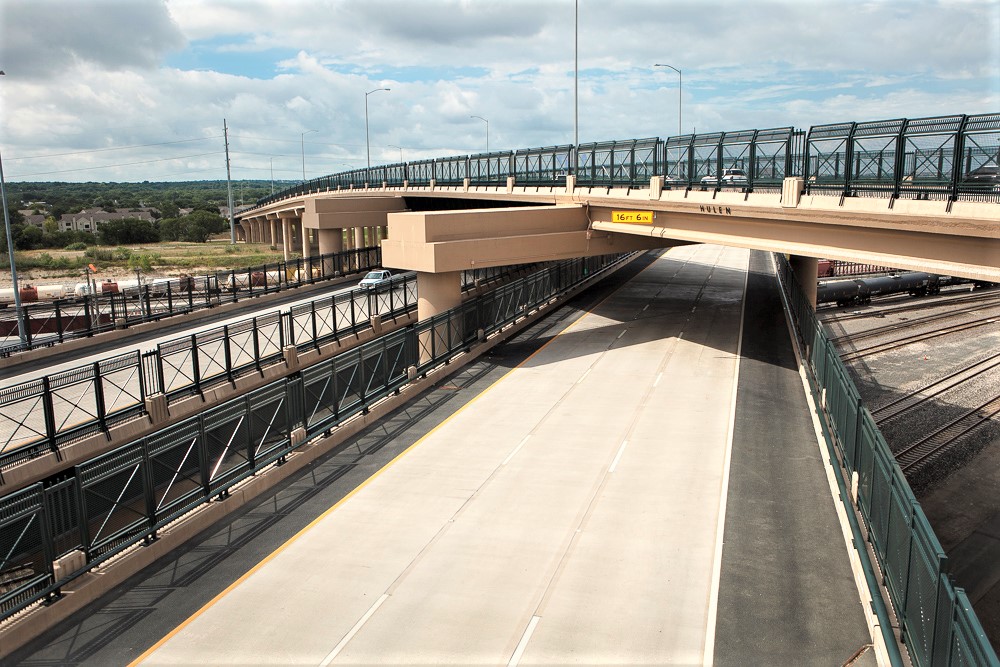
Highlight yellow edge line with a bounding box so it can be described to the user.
[130,250,659,665]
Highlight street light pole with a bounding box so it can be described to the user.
[301,129,316,182]
[270,157,274,194]
[654,64,682,137]
[365,87,391,169]
[573,0,578,174]
[470,116,489,153]
[388,145,403,162]
[0,70,27,347]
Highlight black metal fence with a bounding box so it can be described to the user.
[0,274,416,471]
[776,254,998,667]
[249,113,999,209]
[0,247,382,358]
[0,264,531,473]
[0,252,630,622]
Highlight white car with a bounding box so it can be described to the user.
[359,270,392,288]
[701,168,748,187]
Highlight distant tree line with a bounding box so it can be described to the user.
[2,200,229,251]
[0,179,282,252]
[7,179,277,220]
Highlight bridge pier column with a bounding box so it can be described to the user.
[790,255,819,309]
[354,227,365,250]
[318,229,343,275]
[290,219,302,253]
[280,217,292,261]
[240,222,251,243]
[417,271,462,364]
[301,225,312,259]
[269,218,277,247]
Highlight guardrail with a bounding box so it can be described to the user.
[0,247,383,358]
[0,274,415,471]
[0,252,631,624]
[0,265,535,472]
[775,254,998,667]
[246,112,999,211]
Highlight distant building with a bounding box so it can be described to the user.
[58,207,157,233]
[18,211,47,230]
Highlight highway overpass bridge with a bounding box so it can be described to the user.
[1,112,999,665]
[236,112,999,316]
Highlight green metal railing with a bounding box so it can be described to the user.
[775,253,998,667]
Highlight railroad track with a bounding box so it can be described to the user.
[839,315,1000,362]
[828,300,1000,345]
[871,353,1000,424]
[821,290,1000,325]
[896,392,1000,474]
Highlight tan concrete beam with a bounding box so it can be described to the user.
[591,209,1000,282]
[308,196,407,214]
[300,195,408,230]
[381,205,670,273]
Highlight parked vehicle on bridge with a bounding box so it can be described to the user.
[701,168,747,187]
[963,163,1000,190]
[359,269,392,288]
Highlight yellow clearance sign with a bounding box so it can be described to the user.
[611,210,653,224]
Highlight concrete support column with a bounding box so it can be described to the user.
[318,229,343,275]
[256,220,266,243]
[269,219,277,247]
[301,225,312,259]
[290,219,302,253]
[240,222,251,243]
[417,271,463,364]
[790,255,819,309]
[281,218,292,261]
[343,229,355,272]
[354,226,364,250]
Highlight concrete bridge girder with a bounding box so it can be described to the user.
[589,203,1000,283]
[236,181,998,282]
[380,204,671,275]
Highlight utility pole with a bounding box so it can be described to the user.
[0,71,26,347]
[224,119,236,244]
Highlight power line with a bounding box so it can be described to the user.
[10,151,224,177]
[6,136,225,161]
[230,133,371,150]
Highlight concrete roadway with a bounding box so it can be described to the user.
[8,246,877,664]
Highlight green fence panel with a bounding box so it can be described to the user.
[868,429,895,563]
[950,589,1000,666]
[856,412,879,527]
[884,485,915,628]
[904,513,947,666]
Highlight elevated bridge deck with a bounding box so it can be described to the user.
[62,244,877,665]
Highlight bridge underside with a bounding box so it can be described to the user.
[380,204,671,273]
[239,181,999,288]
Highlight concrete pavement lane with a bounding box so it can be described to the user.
[137,244,751,665]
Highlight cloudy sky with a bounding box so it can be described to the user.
[1,0,998,183]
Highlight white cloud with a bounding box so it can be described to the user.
[0,0,997,182]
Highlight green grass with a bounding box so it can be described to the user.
[11,236,290,285]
